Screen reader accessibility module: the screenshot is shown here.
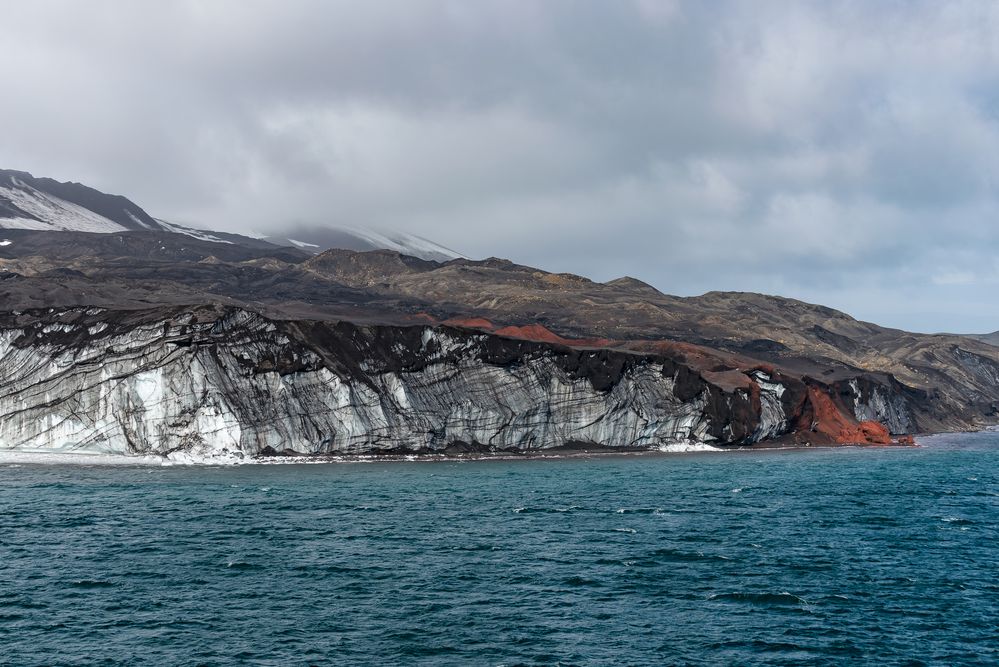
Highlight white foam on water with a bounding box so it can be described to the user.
[0,450,167,466]
[657,442,722,453]
[0,441,730,467]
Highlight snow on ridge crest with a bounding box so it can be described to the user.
[0,182,129,233]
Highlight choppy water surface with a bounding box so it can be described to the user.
[2,433,998,666]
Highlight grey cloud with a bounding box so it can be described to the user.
[2,0,998,332]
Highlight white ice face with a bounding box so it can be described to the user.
[0,309,724,460]
[0,308,914,462]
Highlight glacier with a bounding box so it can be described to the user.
[0,306,914,461]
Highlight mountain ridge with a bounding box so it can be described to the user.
[0,168,467,262]
[0,169,165,232]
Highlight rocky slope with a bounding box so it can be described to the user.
[968,331,999,347]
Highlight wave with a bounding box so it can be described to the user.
[940,516,975,525]
[708,591,809,606]
[513,505,584,514]
[69,580,115,588]
[615,507,664,514]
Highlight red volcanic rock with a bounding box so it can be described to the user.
[803,387,891,444]
[443,317,496,330]
[493,324,611,348]
[495,324,565,344]
[856,420,892,444]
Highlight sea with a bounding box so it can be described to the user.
[1,432,997,666]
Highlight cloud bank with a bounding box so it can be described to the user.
[2,0,998,332]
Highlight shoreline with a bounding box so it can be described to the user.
[0,437,933,467]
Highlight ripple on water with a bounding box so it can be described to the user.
[68,580,115,589]
[0,435,997,665]
[707,591,809,607]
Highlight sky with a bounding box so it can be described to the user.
[2,0,999,333]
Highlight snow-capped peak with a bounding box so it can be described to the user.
[0,169,167,234]
[341,226,466,261]
[0,179,131,233]
[0,169,466,263]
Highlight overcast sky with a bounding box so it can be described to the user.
[3,1,998,333]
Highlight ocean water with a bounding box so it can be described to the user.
[1,434,998,666]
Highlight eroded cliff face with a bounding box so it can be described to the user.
[0,306,914,459]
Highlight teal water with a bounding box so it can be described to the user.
[1,433,998,666]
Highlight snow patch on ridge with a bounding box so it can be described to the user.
[126,210,155,230]
[287,238,320,249]
[0,181,130,233]
[155,219,234,244]
[342,226,466,260]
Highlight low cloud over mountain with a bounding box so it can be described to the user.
[3,1,999,331]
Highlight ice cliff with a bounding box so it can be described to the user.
[0,306,915,459]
